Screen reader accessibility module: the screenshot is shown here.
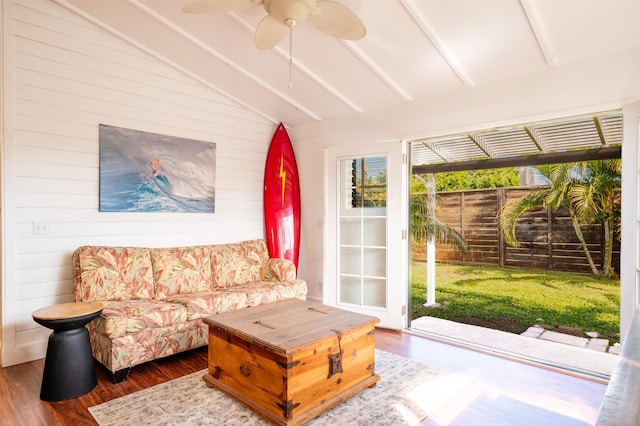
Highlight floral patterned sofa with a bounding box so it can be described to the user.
[72,239,307,382]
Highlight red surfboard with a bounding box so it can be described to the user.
[264,123,301,271]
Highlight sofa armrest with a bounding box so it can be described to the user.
[260,258,297,282]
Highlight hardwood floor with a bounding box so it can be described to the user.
[378,331,607,425]
[0,329,607,425]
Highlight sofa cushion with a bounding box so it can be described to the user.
[260,258,297,281]
[165,290,249,320]
[73,246,154,302]
[211,239,268,288]
[232,279,308,307]
[89,300,188,339]
[151,246,213,300]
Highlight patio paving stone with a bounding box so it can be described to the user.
[586,338,610,352]
[539,330,588,347]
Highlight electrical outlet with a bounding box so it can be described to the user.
[318,282,323,293]
[33,221,50,235]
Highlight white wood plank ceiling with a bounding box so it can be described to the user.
[47,0,635,166]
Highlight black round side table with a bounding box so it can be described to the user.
[32,301,103,402]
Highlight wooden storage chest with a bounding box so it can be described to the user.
[203,299,380,425]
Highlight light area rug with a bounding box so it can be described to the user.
[90,350,446,425]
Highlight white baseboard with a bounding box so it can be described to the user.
[2,342,46,367]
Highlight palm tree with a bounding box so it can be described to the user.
[499,160,620,278]
[568,159,621,277]
[411,174,468,252]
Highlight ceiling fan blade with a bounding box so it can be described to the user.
[182,0,260,14]
[308,0,366,40]
[255,15,290,50]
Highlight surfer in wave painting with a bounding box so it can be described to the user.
[150,157,160,177]
[99,124,216,213]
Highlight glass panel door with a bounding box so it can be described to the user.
[324,140,407,329]
[338,157,388,308]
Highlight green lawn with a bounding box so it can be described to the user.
[411,262,621,342]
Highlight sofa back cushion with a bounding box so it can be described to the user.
[73,246,155,302]
[151,246,213,300]
[211,239,268,288]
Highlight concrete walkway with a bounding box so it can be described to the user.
[411,316,619,378]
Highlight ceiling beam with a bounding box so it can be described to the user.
[412,146,621,174]
[520,0,558,68]
[343,42,413,101]
[399,0,475,87]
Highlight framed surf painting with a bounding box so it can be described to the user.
[99,124,216,213]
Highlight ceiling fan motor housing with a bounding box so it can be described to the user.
[264,0,316,25]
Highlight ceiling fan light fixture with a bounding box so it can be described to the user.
[183,0,366,50]
[264,0,315,26]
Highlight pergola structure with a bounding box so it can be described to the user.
[411,110,622,172]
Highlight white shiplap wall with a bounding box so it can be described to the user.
[2,0,274,366]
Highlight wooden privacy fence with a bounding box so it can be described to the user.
[412,186,621,274]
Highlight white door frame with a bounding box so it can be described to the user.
[620,101,640,340]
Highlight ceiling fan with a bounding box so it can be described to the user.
[182,0,367,50]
